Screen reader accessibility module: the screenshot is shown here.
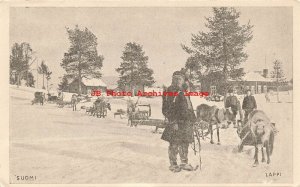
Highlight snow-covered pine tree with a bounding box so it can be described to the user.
[116,42,155,93]
[182,7,253,95]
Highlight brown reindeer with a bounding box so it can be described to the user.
[92,99,111,118]
[240,110,275,167]
[196,104,228,144]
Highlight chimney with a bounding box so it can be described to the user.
[263,69,268,78]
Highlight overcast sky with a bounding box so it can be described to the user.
[10,7,292,88]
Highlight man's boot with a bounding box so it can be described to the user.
[169,162,181,172]
[168,143,181,173]
[180,163,194,171]
[178,144,192,171]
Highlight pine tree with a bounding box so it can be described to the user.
[10,42,32,86]
[61,25,104,94]
[38,61,48,89]
[185,56,202,86]
[46,71,52,92]
[58,75,69,91]
[271,60,286,102]
[182,7,253,94]
[25,72,35,87]
[116,42,155,92]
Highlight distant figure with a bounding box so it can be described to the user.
[127,98,136,114]
[265,90,271,103]
[234,91,243,126]
[225,89,239,128]
[242,89,257,125]
[71,94,78,111]
[43,93,46,104]
[95,96,104,103]
[58,91,64,101]
[47,93,51,101]
[94,96,104,109]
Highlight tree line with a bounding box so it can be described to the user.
[59,25,154,94]
[10,42,52,91]
[182,7,287,95]
[10,7,289,95]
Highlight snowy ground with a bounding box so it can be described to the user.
[9,85,293,184]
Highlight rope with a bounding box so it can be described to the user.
[193,125,202,171]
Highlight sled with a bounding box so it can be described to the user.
[237,122,278,151]
[130,118,166,127]
[92,101,111,118]
[193,120,216,140]
[128,104,151,126]
[114,109,126,119]
[32,92,44,105]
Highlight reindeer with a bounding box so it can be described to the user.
[196,104,228,145]
[238,110,276,167]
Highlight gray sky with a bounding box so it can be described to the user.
[10,7,293,88]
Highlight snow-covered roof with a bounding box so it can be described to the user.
[242,72,272,82]
[82,78,107,87]
[102,76,118,86]
[101,76,119,89]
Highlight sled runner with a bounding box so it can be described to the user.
[130,118,166,128]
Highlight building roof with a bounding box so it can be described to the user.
[82,78,107,87]
[228,71,273,82]
[242,71,273,82]
[101,76,119,89]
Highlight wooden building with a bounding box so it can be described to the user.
[201,69,275,95]
[228,71,274,95]
[65,78,107,95]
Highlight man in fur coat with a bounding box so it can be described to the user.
[161,71,196,172]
